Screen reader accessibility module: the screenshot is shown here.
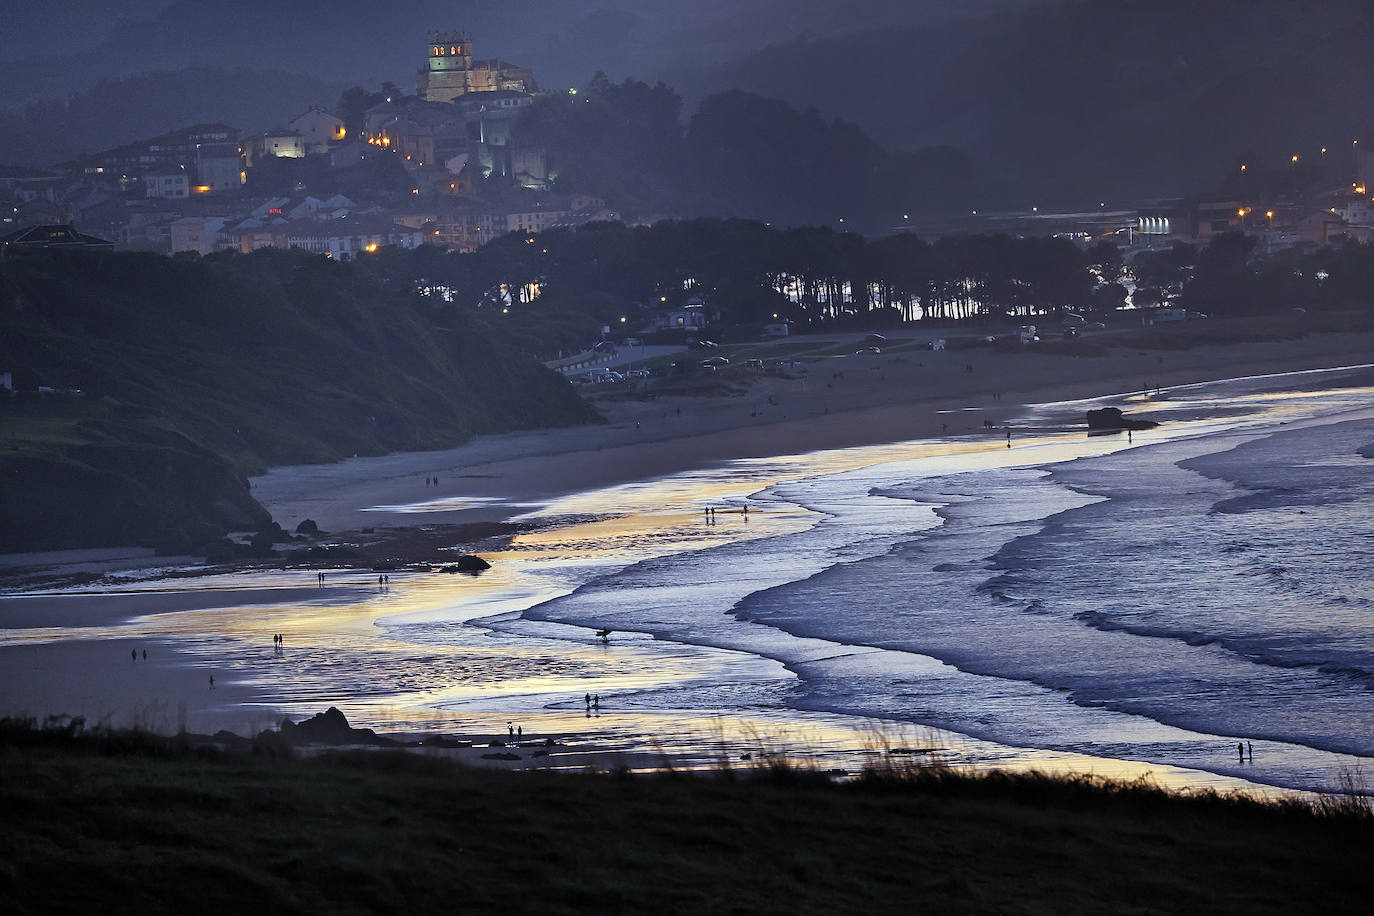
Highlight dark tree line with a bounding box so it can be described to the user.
[354,221,1374,356]
[360,219,1093,353]
[510,75,1003,228]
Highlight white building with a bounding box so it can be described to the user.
[144,173,189,199]
[288,107,347,154]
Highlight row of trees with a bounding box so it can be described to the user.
[360,220,1099,352]
[351,220,1374,356]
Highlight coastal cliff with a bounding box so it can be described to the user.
[0,248,598,552]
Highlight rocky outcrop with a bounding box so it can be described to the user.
[273,707,398,747]
[452,555,491,572]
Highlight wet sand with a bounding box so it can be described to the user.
[252,332,1374,534]
[2,332,1372,787]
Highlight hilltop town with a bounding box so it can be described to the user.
[0,33,620,259]
[3,29,1373,267]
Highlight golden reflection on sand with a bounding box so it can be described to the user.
[4,376,1371,795]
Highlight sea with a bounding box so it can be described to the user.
[4,365,1373,793]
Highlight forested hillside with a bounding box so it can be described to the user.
[512,77,999,224]
[679,0,1374,200]
[0,248,597,552]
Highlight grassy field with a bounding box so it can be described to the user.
[1,723,1369,914]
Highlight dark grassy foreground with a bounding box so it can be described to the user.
[1,723,1370,915]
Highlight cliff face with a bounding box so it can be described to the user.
[0,248,598,552]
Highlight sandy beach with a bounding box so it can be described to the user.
[2,330,1373,787]
[251,331,1374,534]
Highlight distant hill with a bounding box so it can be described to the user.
[0,0,1034,107]
[0,248,597,552]
[2,0,1366,202]
[669,0,1374,201]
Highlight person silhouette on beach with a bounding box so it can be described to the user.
[517,725,522,739]
[593,694,601,712]
[142,649,147,661]
[1247,741,1254,763]
[131,649,137,663]
[1237,741,1244,763]
[584,692,591,709]
[209,674,216,689]
[508,722,514,738]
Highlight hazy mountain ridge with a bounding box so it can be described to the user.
[1,0,1366,202]
[673,0,1374,199]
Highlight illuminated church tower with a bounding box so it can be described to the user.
[417,31,537,103]
[419,32,475,103]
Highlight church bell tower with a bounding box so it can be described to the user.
[418,31,474,102]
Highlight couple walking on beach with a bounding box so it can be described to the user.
[584,692,601,714]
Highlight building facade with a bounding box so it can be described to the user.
[417,31,536,103]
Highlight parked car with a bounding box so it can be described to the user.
[855,346,882,355]
[689,339,719,350]
[700,356,729,367]
[593,340,617,353]
[621,337,643,347]
[626,369,650,378]
[864,333,887,343]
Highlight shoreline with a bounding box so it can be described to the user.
[251,331,1374,535]
[2,337,1372,793]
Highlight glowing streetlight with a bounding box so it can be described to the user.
[1291,154,1299,164]
[1240,163,1247,172]
[1266,210,1274,219]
